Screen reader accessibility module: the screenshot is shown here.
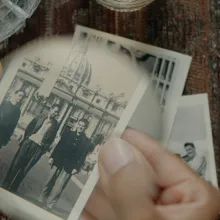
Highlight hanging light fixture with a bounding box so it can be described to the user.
[0,0,41,42]
[96,0,154,12]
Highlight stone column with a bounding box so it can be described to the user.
[57,101,69,123]
[21,86,36,116]
[57,105,73,137]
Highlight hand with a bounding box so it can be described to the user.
[82,128,220,220]
[72,169,78,175]
[48,158,54,166]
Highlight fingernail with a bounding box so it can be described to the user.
[110,132,121,139]
[101,139,135,174]
[105,132,121,143]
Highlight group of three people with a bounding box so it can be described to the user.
[0,89,98,210]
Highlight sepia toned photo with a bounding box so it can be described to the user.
[167,94,218,187]
[135,50,174,108]
[75,26,190,111]
[0,26,193,220]
[74,26,192,142]
[0,32,148,220]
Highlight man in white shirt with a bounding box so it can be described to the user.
[182,142,207,178]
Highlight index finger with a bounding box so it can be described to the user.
[121,128,197,187]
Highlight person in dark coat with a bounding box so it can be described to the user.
[38,118,92,210]
[83,133,105,175]
[0,90,26,149]
[2,104,60,193]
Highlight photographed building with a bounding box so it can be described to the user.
[135,50,176,109]
[78,30,176,110]
[5,50,127,145]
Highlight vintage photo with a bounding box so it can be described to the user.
[135,50,174,108]
[0,33,148,220]
[73,26,192,142]
[74,26,191,110]
[0,26,193,220]
[167,94,218,187]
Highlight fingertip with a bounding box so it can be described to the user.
[122,127,150,137]
[98,138,123,161]
[122,127,161,148]
[121,127,138,139]
[80,210,97,220]
[98,138,136,175]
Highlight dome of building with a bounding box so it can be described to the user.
[62,46,92,86]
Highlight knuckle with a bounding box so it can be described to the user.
[194,178,217,208]
[117,208,159,220]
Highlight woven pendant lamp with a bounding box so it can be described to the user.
[96,0,154,12]
[0,0,41,42]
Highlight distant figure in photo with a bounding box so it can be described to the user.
[83,133,105,175]
[38,118,92,210]
[91,133,105,154]
[0,90,26,149]
[2,104,60,193]
[182,142,207,178]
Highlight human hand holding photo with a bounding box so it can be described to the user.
[82,128,220,220]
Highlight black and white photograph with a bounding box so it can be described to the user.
[0,26,193,220]
[135,50,175,108]
[73,26,192,142]
[77,26,189,110]
[75,27,182,111]
[167,94,218,186]
[0,31,149,220]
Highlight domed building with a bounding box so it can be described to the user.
[9,38,125,148]
[61,43,92,88]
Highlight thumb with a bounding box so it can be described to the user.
[99,138,163,220]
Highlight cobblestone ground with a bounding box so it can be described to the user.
[0,139,89,219]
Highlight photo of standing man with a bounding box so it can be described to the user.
[0,90,26,149]
[38,118,92,210]
[2,104,60,193]
[182,142,207,178]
